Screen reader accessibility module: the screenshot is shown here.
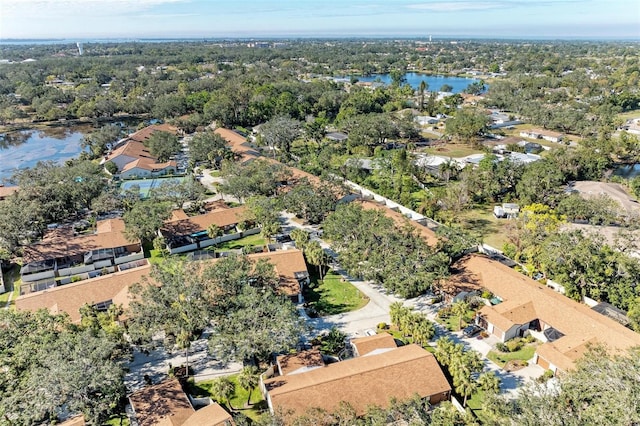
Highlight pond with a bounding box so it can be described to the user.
[336,72,484,93]
[613,164,640,179]
[0,126,94,182]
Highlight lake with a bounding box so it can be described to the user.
[338,72,483,93]
[0,127,89,182]
[613,164,640,179]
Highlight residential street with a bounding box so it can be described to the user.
[281,212,543,397]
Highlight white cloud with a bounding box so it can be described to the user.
[407,2,504,12]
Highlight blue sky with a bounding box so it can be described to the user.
[1,0,639,39]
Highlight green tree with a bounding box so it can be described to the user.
[477,371,501,394]
[211,376,236,411]
[445,107,489,144]
[207,223,222,240]
[123,200,172,243]
[189,130,229,166]
[237,366,260,407]
[290,228,310,252]
[304,240,330,280]
[628,297,640,332]
[260,115,301,158]
[81,124,122,158]
[104,160,118,175]
[146,130,181,162]
[451,300,470,331]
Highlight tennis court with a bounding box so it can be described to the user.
[120,176,188,198]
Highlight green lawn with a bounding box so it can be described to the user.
[487,344,537,368]
[435,309,475,332]
[466,388,493,424]
[102,414,130,426]
[457,207,510,250]
[423,143,484,158]
[190,374,268,423]
[216,234,266,251]
[303,270,369,316]
[0,265,21,307]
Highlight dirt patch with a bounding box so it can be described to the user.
[572,181,640,216]
[504,360,528,372]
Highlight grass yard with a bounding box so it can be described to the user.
[617,109,640,121]
[457,208,510,250]
[190,374,268,423]
[102,414,130,426]
[216,234,266,251]
[0,265,21,308]
[487,344,537,368]
[303,270,369,316]
[423,143,484,158]
[435,310,475,332]
[467,388,493,424]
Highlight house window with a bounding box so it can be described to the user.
[93,300,113,312]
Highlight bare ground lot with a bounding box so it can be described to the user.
[572,181,640,216]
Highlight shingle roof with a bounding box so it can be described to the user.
[23,219,138,264]
[0,185,18,199]
[107,140,155,163]
[181,403,234,426]
[129,124,179,143]
[277,349,325,376]
[129,379,194,426]
[121,158,177,172]
[264,344,451,418]
[160,206,248,239]
[247,249,308,296]
[15,263,152,322]
[351,332,397,356]
[456,255,640,370]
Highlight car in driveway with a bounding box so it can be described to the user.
[462,324,483,338]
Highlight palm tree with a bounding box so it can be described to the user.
[389,302,405,328]
[478,372,501,395]
[451,300,470,331]
[207,223,222,241]
[237,366,260,407]
[455,375,477,407]
[419,80,428,111]
[260,221,280,251]
[211,376,236,411]
[435,336,455,367]
[305,240,329,280]
[290,228,310,251]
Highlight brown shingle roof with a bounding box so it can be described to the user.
[358,200,438,246]
[181,403,234,426]
[107,140,155,163]
[456,255,640,370]
[160,206,248,239]
[264,344,451,419]
[129,379,194,426]
[121,158,177,172]
[277,349,325,376]
[23,219,138,264]
[248,249,308,296]
[15,263,152,323]
[214,128,248,151]
[0,185,18,199]
[58,416,86,426]
[129,124,179,143]
[351,332,397,356]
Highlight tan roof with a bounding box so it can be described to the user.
[121,158,177,172]
[23,219,138,264]
[58,416,85,426]
[181,403,234,426]
[129,124,179,143]
[478,300,538,333]
[129,379,194,426]
[277,349,325,376]
[160,206,248,238]
[523,128,563,138]
[169,209,190,221]
[351,332,397,356]
[0,185,18,199]
[536,336,598,372]
[456,255,640,370]
[248,249,308,296]
[15,263,152,323]
[214,128,248,151]
[107,140,155,163]
[358,200,438,246]
[264,344,451,418]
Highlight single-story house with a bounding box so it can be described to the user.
[20,219,144,288]
[119,158,177,179]
[520,128,564,143]
[325,131,348,142]
[452,255,640,375]
[104,140,157,171]
[247,249,310,303]
[414,115,439,126]
[15,262,151,323]
[261,342,450,422]
[159,206,255,254]
[129,378,234,426]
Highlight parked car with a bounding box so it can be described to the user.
[463,324,483,338]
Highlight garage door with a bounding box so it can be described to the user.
[537,355,550,370]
